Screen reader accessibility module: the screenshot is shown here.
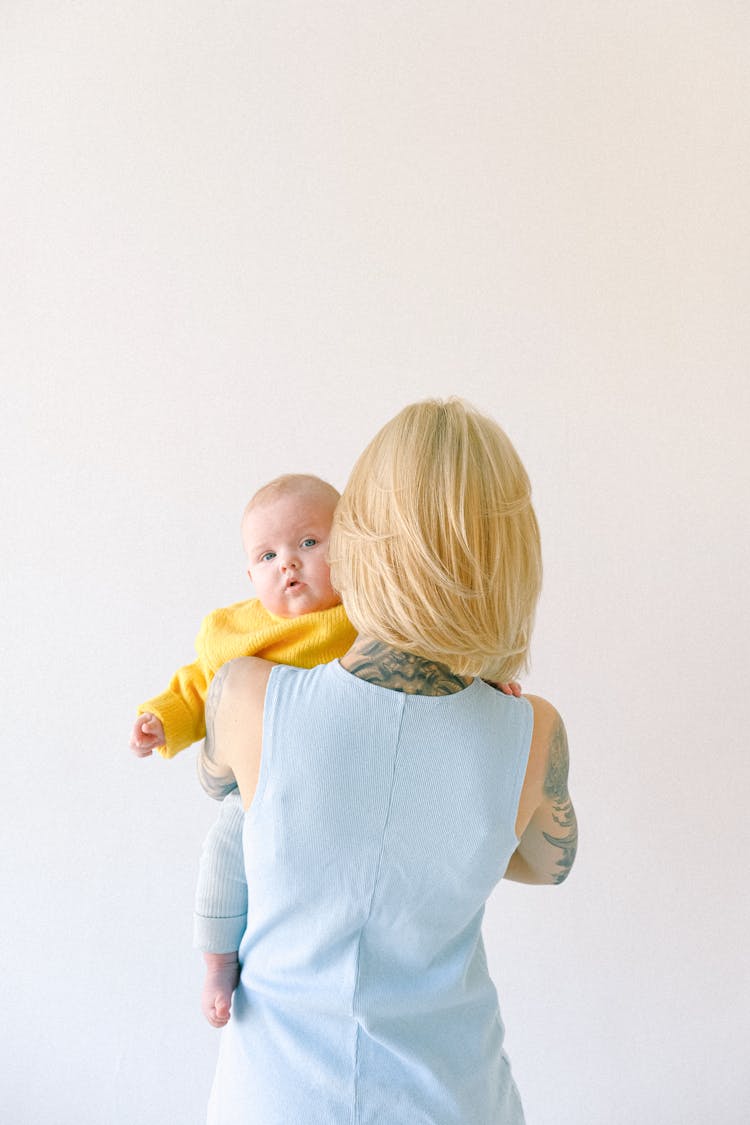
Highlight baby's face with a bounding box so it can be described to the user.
[242,491,340,619]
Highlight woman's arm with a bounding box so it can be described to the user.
[203,657,272,810]
[505,696,578,885]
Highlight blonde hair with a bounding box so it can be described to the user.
[329,399,542,680]
[243,474,340,523]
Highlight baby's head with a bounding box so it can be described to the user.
[242,474,341,619]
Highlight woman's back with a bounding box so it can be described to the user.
[209,660,532,1124]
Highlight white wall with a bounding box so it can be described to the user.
[2,4,748,1123]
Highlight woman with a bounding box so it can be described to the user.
[203,398,578,1123]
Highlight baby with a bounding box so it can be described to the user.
[132,471,521,1027]
[131,473,357,1025]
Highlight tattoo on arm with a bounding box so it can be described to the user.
[204,661,231,764]
[198,662,238,801]
[541,718,578,884]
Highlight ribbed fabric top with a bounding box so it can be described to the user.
[209,660,532,1125]
[194,789,247,953]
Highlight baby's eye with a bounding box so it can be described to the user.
[300,538,318,548]
[260,551,276,562]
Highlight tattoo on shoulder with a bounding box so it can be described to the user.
[204,661,232,762]
[542,717,578,884]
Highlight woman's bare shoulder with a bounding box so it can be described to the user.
[514,694,570,835]
[205,658,271,756]
[523,692,561,721]
[525,694,569,770]
[221,655,274,694]
[205,658,273,807]
[524,693,564,740]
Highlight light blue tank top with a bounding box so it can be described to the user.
[209,660,533,1124]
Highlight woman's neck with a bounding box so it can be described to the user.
[339,636,471,695]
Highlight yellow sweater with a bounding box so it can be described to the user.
[139,599,357,759]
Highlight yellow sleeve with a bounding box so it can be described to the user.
[138,615,215,759]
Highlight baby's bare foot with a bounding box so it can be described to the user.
[201,952,240,1028]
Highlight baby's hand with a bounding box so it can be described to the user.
[485,681,522,697]
[130,713,166,757]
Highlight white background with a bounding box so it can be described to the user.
[2,3,748,1123]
